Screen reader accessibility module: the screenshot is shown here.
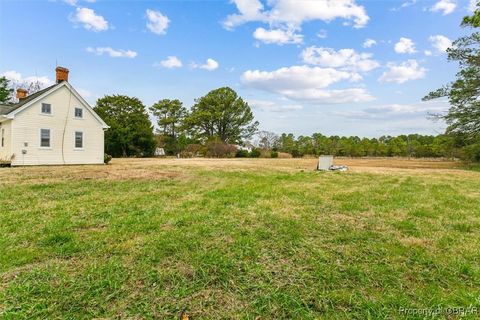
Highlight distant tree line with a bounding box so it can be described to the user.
[270,132,472,160]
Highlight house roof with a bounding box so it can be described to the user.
[0,84,57,115]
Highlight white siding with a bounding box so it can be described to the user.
[10,86,105,166]
[0,120,12,162]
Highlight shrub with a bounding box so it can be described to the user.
[250,148,261,158]
[236,149,249,158]
[181,144,203,158]
[277,152,292,158]
[291,149,303,158]
[271,151,278,158]
[205,139,237,158]
[463,143,480,162]
[104,154,112,164]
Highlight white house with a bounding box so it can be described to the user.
[0,67,109,166]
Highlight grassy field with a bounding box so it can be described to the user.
[1,158,479,319]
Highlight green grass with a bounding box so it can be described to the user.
[1,164,480,319]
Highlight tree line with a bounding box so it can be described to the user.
[93,87,258,157]
[0,80,478,161]
[272,133,472,159]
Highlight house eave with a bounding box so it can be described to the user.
[0,115,13,123]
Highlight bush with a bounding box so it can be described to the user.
[463,143,480,162]
[250,148,261,158]
[277,152,292,158]
[236,149,249,158]
[181,144,203,158]
[271,151,278,158]
[104,154,112,164]
[205,139,237,158]
[291,149,303,158]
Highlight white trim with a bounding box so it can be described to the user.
[65,83,109,129]
[0,115,13,123]
[39,128,52,149]
[74,131,84,150]
[41,103,52,115]
[8,82,109,129]
[74,107,84,119]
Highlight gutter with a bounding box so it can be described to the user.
[0,115,13,123]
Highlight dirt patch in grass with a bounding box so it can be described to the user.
[0,157,470,185]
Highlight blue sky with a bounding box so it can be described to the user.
[0,0,474,137]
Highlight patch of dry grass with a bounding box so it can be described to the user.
[1,158,479,319]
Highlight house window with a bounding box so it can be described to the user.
[1,129,4,147]
[75,131,83,149]
[40,129,51,147]
[74,107,83,118]
[41,103,51,114]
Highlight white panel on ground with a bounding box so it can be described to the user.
[317,155,333,170]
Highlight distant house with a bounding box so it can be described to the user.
[235,142,255,153]
[154,147,165,156]
[0,67,109,166]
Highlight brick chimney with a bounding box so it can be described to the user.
[55,66,69,83]
[16,88,28,100]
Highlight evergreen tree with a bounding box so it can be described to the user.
[0,77,13,104]
[94,95,156,157]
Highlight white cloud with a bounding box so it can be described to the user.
[249,99,303,112]
[70,7,109,31]
[394,37,416,54]
[363,38,377,48]
[1,70,53,89]
[317,29,328,39]
[430,0,456,15]
[86,47,137,58]
[253,27,303,45]
[401,0,417,8]
[242,66,357,90]
[429,35,452,53]
[223,0,370,44]
[333,101,448,120]
[77,88,92,98]
[241,65,374,104]
[1,70,22,82]
[301,46,380,72]
[379,60,426,84]
[64,0,98,4]
[192,58,219,71]
[146,9,170,35]
[424,50,433,56]
[391,0,417,11]
[155,56,183,68]
[279,88,375,104]
[469,0,478,12]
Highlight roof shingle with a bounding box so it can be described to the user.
[0,84,57,116]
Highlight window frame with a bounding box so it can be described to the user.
[41,103,52,115]
[74,107,83,119]
[74,131,84,150]
[39,128,51,149]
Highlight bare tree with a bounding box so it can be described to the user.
[257,131,279,150]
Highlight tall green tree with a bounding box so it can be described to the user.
[150,99,187,138]
[149,99,187,155]
[185,87,258,144]
[423,4,480,140]
[0,77,12,104]
[94,95,156,157]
